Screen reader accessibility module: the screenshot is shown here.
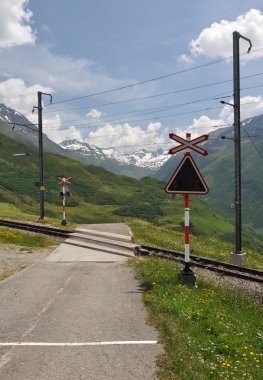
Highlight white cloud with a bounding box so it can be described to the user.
[188,115,225,136]
[43,115,82,144]
[173,115,225,140]
[86,121,165,152]
[0,0,35,48]
[178,54,194,65]
[220,95,263,124]
[0,77,52,116]
[0,45,132,97]
[86,109,102,118]
[189,9,263,60]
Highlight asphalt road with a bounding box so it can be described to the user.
[0,226,161,380]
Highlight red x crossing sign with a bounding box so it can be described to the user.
[169,133,208,156]
[59,177,71,186]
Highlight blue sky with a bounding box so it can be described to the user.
[0,1,263,151]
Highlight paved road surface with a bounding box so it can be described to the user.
[0,224,161,379]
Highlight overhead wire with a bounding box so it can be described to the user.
[42,71,263,115]
[45,90,233,128]
[45,47,263,107]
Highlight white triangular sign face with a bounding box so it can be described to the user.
[165,155,209,195]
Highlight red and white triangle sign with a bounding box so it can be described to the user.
[165,154,209,195]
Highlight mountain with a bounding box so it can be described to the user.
[59,139,169,178]
[1,102,263,233]
[155,114,263,233]
[0,130,262,251]
[0,103,63,154]
[0,104,168,179]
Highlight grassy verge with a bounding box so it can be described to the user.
[0,264,28,282]
[130,257,263,380]
[0,228,61,247]
[0,202,76,230]
[128,219,263,270]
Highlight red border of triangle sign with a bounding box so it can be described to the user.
[165,132,209,195]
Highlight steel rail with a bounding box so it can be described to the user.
[0,219,74,238]
[136,245,263,284]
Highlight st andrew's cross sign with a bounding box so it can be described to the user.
[168,133,208,156]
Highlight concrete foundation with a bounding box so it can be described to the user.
[231,252,247,266]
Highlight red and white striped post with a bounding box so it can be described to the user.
[165,131,209,286]
[184,193,190,271]
[59,177,71,226]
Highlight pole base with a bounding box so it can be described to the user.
[179,267,197,287]
[231,252,247,266]
[61,219,67,226]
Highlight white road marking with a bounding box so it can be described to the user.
[0,273,75,370]
[0,341,158,346]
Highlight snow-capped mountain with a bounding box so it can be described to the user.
[59,139,169,176]
[0,103,63,154]
[0,104,169,178]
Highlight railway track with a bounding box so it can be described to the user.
[0,218,262,284]
[136,244,263,284]
[0,218,74,238]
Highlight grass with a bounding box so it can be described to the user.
[128,219,263,270]
[0,227,61,247]
[0,202,76,230]
[0,264,28,282]
[130,257,263,380]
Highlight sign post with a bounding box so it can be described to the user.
[165,132,209,286]
[59,177,71,226]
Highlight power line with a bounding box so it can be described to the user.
[48,58,232,106]
[42,71,263,115]
[49,80,263,127]
[44,48,263,107]
[242,126,263,161]
[7,98,263,137]
[45,90,232,128]
[40,99,263,132]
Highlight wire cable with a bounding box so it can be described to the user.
[44,47,263,107]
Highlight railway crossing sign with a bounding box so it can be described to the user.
[164,131,209,286]
[165,154,209,195]
[169,133,208,156]
[59,177,71,186]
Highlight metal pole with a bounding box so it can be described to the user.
[38,91,45,221]
[62,184,67,225]
[184,193,190,271]
[233,31,242,254]
[231,31,251,265]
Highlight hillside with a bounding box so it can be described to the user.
[0,132,262,253]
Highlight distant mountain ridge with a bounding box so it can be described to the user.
[0,104,169,179]
[0,103,63,154]
[59,139,168,175]
[1,103,263,232]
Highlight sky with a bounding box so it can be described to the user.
[0,0,263,152]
